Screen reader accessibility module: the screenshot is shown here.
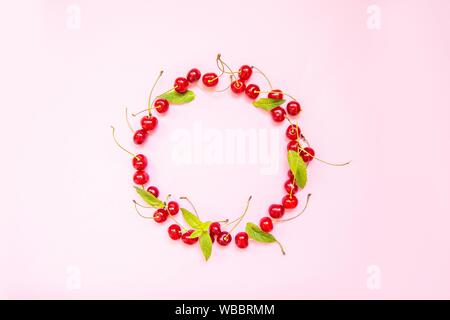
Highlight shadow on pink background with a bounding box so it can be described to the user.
[1,0,449,299]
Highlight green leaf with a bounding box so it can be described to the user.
[199,221,212,232]
[135,187,164,208]
[158,90,195,104]
[181,208,202,229]
[287,150,307,188]
[246,222,277,243]
[252,98,286,111]
[199,232,212,261]
[189,229,203,239]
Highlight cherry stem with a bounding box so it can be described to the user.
[125,108,134,132]
[251,66,273,90]
[214,75,233,92]
[276,240,286,255]
[132,86,177,117]
[224,196,252,241]
[278,193,312,222]
[134,200,188,230]
[299,144,351,167]
[111,126,136,158]
[133,200,154,219]
[179,196,200,218]
[216,54,238,82]
[147,70,164,116]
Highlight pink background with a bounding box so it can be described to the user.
[1,0,450,299]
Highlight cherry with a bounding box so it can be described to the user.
[282,195,298,209]
[210,232,216,243]
[235,232,249,249]
[209,222,222,236]
[268,89,283,100]
[284,179,299,194]
[182,230,199,245]
[154,98,169,113]
[133,129,148,144]
[231,80,246,94]
[245,84,260,99]
[186,68,201,83]
[146,186,159,198]
[133,170,149,185]
[287,140,300,152]
[167,201,179,216]
[271,107,286,122]
[238,65,252,81]
[287,101,301,116]
[269,204,285,219]
[140,115,158,131]
[300,147,315,162]
[174,77,189,93]
[202,73,219,87]
[259,217,273,232]
[288,170,294,179]
[132,154,147,170]
[168,224,182,240]
[217,232,232,246]
[153,208,168,223]
[286,124,301,140]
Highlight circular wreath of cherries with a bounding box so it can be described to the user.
[112,54,349,261]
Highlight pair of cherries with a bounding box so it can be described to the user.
[209,222,249,249]
[167,225,199,245]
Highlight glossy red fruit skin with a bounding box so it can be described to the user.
[182,230,199,245]
[239,65,252,80]
[187,68,201,82]
[133,170,149,185]
[287,140,300,152]
[154,98,169,113]
[245,84,260,99]
[231,80,246,94]
[260,217,273,232]
[202,73,219,87]
[284,179,299,194]
[269,204,285,219]
[174,77,189,93]
[271,107,286,122]
[168,224,182,240]
[132,154,147,170]
[146,186,159,198]
[268,89,283,100]
[235,232,249,248]
[288,170,294,179]
[286,124,301,140]
[301,147,315,162]
[282,195,298,209]
[167,201,179,216]
[153,208,168,223]
[287,101,301,116]
[209,222,221,236]
[133,129,148,144]
[140,115,158,131]
[210,232,216,243]
[217,232,232,246]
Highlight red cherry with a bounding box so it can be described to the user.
[133,129,148,144]
[168,224,182,240]
[271,107,286,122]
[284,179,299,194]
[186,68,201,83]
[300,147,315,162]
[235,232,249,249]
[140,115,158,131]
[132,154,147,170]
[282,195,298,209]
[231,80,246,94]
[238,65,252,81]
[153,208,168,223]
[260,217,273,232]
[146,186,159,198]
[288,170,294,179]
[268,89,283,100]
[217,232,232,246]
[174,77,189,93]
[209,222,222,236]
[154,98,169,113]
[245,84,260,99]
[269,204,285,219]
[182,230,199,245]
[287,140,300,152]
[167,201,179,216]
[286,124,301,140]
[202,73,219,87]
[133,170,149,185]
[210,232,216,244]
[287,101,301,116]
